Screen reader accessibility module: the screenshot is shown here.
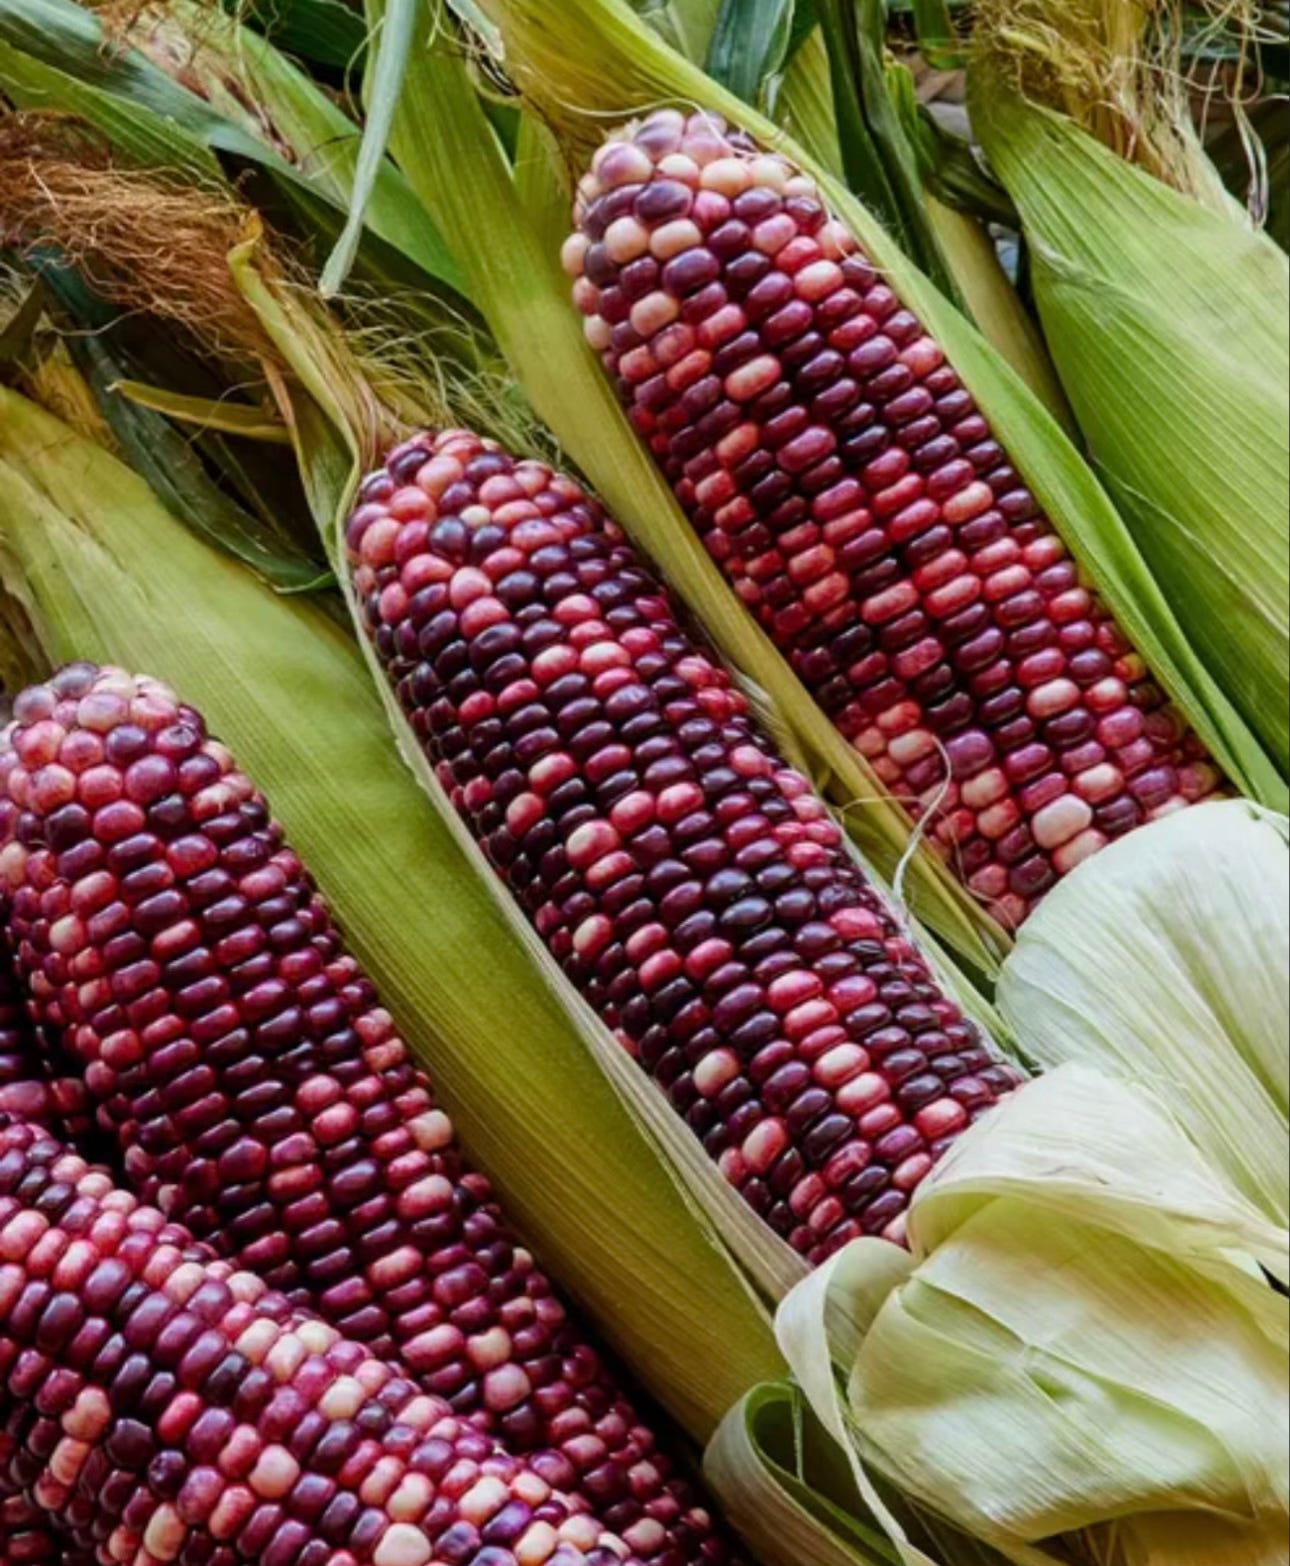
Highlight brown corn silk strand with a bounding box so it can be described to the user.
[0,665,736,1566]
[344,429,1022,1264]
[0,1114,635,1566]
[560,111,1224,928]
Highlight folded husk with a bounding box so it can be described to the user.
[704,1384,902,1566]
[468,0,1286,824]
[0,382,785,1440]
[777,1065,1290,1566]
[969,82,1290,776]
[998,800,1289,1226]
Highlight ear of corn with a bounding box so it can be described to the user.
[561,108,1225,924]
[966,83,1290,776]
[459,0,1285,822]
[339,429,1020,1259]
[998,800,1290,1227]
[776,1066,1290,1566]
[0,658,740,1565]
[0,383,785,1444]
[0,1115,632,1566]
[341,425,1021,1260]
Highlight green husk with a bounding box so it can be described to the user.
[468,0,1286,821]
[998,800,1289,1226]
[967,3,1290,775]
[0,382,785,1440]
[777,1065,1290,1566]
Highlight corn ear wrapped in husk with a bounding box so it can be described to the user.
[466,0,1286,823]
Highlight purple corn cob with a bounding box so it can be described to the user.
[0,664,736,1566]
[0,1114,633,1566]
[346,428,1021,1262]
[561,110,1225,926]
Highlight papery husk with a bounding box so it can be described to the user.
[998,799,1289,1226]
[776,1065,1290,1566]
[968,79,1290,776]
[0,382,785,1440]
[465,0,1286,824]
[704,1383,903,1566]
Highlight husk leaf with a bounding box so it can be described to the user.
[778,1065,1290,1565]
[468,0,1286,816]
[0,0,462,293]
[970,84,1290,775]
[998,800,1289,1226]
[703,1384,902,1566]
[0,382,784,1439]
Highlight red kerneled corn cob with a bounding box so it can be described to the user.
[0,665,734,1566]
[0,1114,632,1566]
[560,111,1224,926]
[345,429,1021,1261]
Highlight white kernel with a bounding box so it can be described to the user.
[649,218,703,259]
[249,1445,299,1500]
[296,1319,336,1354]
[143,1503,185,1561]
[560,232,589,276]
[516,1521,560,1564]
[656,152,700,186]
[466,1326,513,1373]
[374,1522,432,1566]
[749,155,789,191]
[700,156,753,195]
[320,1376,366,1420]
[460,1475,511,1527]
[387,1473,434,1522]
[630,290,680,336]
[234,1319,278,1364]
[1054,825,1108,872]
[264,1327,306,1378]
[603,216,650,263]
[407,1108,454,1152]
[693,1049,741,1097]
[1032,794,1093,850]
